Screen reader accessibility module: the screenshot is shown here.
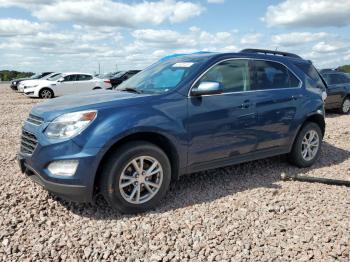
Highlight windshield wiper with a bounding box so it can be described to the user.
[118,87,143,94]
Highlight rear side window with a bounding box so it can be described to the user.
[78,74,93,81]
[199,59,251,93]
[295,62,326,89]
[251,60,300,90]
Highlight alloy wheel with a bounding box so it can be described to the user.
[41,90,52,99]
[301,130,320,161]
[119,156,163,204]
[342,99,350,113]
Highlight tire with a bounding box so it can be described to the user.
[288,122,322,168]
[93,87,102,90]
[100,141,171,214]
[339,97,350,114]
[39,88,54,99]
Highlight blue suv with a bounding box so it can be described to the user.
[18,49,326,213]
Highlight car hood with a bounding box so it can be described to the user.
[31,90,150,121]
[21,79,51,86]
[12,78,30,83]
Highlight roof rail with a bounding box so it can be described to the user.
[240,48,302,59]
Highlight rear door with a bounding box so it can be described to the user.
[250,59,303,151]
[187,59,259,170]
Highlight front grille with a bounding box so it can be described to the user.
[20,130,38,155]
[26,114,44,125]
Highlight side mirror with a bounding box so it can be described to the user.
[57,78,64,82]
[191,81,223,96]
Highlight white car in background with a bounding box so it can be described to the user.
[18,73,61,93]
[23,72,112,98]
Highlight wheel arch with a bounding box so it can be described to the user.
[289,112,325,152]
[39,87,54,97]
[94,131,180,193]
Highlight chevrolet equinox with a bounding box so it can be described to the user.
[18,49,327,213]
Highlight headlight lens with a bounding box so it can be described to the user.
[45,110,97,139]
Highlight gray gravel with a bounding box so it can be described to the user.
[0,84,349,261]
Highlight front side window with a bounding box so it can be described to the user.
[199,59,251,93]
[252,60,300,90]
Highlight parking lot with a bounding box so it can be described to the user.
[0,83,349,260]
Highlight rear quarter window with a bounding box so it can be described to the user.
[294,61,326,90]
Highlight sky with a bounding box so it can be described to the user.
[0,0,350,74]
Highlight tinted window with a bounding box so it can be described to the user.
[199,59,251,93]
[295,62,325,89]
[78,74,92,81]
[252,60,300,90]
[63,75,77,82]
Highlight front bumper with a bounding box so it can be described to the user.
[18,155,91,202]
[18,121,104,202]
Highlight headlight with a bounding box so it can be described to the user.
[45,110,97,139]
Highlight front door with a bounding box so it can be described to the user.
[187,59,258,169]
[57,74,78,96]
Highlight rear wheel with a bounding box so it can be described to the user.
[39,88,54,99]
[288,122,322,168]
[93,87,102,90]
[100,141,171,214]
[340,97,350,114]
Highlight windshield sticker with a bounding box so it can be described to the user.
[172,62,194,68]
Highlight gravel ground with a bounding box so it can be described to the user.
[0,84,349,261]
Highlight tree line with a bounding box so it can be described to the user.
[0,70,34,81]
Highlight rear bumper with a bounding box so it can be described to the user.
[18,155,91,202]
[10,84,17,90]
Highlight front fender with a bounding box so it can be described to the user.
[72,98,188,169]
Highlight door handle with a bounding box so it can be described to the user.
[240,100,251,109]
[291,94,303,100]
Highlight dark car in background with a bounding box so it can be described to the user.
[10,72,53,90]
[320,69,350,114]
[110,70,141,88]
[18,49,326,213]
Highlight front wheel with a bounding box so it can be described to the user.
[340,97,350,114]
[39,88,54,99]
[288,122,322,168]
[100,141,171,214]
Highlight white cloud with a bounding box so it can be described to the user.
[263,0,350,28]
[312,41,349,53]
[271,32,329,46]
[207,0,225,4]
[31,0,203,27]
[240,33,262,45]
[0,19,46,37]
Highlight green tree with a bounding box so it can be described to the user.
[0,70,34,81]
[337,65,350,73]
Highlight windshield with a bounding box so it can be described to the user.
[113,71,126,78]
[30,73,42,79]
[117,57,208,94]
[48,73,62,81]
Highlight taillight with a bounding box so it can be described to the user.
[104,80,111,84]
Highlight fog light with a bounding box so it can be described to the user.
[48,160,79,177]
